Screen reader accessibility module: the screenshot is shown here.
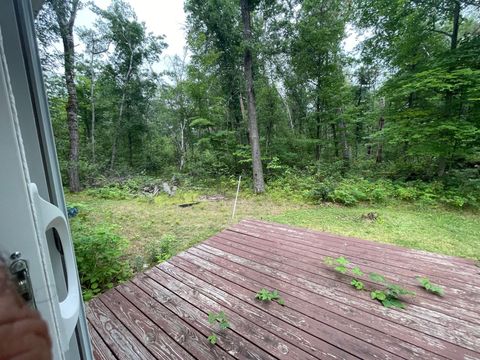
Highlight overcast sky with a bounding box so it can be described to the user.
[76,0,188,64]
[76,0,359,68]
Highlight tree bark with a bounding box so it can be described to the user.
[338,118,350,164]
[451,1,460,51]
[89,41,96,164]
[51,0,80,192]
[111,47,134,170]
[330,123,339,158]
[375,116,385,163]
[241,0,265,193]
[438,1,461,176]
[315,94,321,161]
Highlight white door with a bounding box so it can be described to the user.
[0,1,92,359]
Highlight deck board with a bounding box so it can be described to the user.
[87,220,480,360]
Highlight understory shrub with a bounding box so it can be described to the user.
[309,177,479,208]
[70,210,132,301]
[145,233,179,265]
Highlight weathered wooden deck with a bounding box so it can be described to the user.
[86,220,480,360]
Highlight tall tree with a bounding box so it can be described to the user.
[95,0,166,170]
[78,27,110,165]
[241,0,265,193]
[48,0,81,191]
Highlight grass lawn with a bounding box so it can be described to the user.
[67,190,480,264]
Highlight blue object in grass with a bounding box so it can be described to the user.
[67,206,78,218]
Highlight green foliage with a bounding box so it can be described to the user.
[369,272,386,283]
[207,311,230,345]
[145,234,179,265]
[324,256,415,309]
[255,289,285,305]
[85,186,132,200]
[72,224,132,301]
[207,333,218,345]
[350,279,365,290]
[417,277,444,296]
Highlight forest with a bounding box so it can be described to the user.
[36,0,480,207]
[34,0,480,301]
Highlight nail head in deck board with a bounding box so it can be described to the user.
[87,221,480,360]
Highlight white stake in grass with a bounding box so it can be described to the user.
[231,175,242,220]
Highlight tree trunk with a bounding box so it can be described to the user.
[375,116,385,163]
[53,0,80,192]
[451,1,460,51]
[338,118,350,164]
[241,0,265,193]
[179,120,186,171]
[438,1,461,176]
[315,94,321,161]
[111,49,134,170]
[330,123,339,158]
[90,45,96,164]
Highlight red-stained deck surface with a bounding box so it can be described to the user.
[86,220,480,360]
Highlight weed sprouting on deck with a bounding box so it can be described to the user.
[207,311,230,345]
[255,288,285,305]
[324,256,417,309]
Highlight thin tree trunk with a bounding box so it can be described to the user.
[438,1,461,177]
[179,120,186,171]
[331,123,339,158]
[241,0,265,193]
[90,45,96,164]
[375,116,385,163]
[52,0,81,192]
[111,49,134,170]
[315,94,321,161]
[338,118,350,164]
[239,93,247,123]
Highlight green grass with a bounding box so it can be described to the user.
[66,190,309,261]
[67,191,480,265]
[268,204,480,259]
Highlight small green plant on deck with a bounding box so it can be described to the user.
[207,311,230,345]
[324,256,365,292]
[417,276,444,296]
[323,256,415,309]
[368,276,416,309]
[255,288,285,305]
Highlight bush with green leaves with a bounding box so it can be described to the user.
[145,233,179,265]
[73,224,132,301]
[85,186,132,200]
